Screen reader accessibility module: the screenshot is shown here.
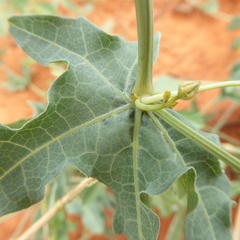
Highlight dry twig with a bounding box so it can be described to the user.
[16,177,97,240]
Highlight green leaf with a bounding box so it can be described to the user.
[178,101,207,129]
[228,16,240,30]
[200,0,219,14]
[6,119,30,129]
[28,101,47,117]
[34,3,56,15]
[230,61,240,80]
[154,75,180,92]
[4,60,31,92]
[222,61,240,102]
[9,0,28,11]
[154,110,232,240]
[67,183,113,234]
[49,209,76,240]
[149,185,185,217]
[0,15,232,240]
[231,37,240,50]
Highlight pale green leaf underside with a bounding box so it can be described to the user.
[156,110,231,240]
[0,16,231,240]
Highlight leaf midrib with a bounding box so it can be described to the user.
[133,109,144,239]
[9,21,129,102]
[197,197,216,240]
[0,104,130,181]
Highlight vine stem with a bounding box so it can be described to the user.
[16,178,97,240]
[141,81,240,104]
[132,0,154,96]
[155,109,240,172]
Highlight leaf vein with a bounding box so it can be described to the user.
[0,104,130,181]
[10,22,128,101]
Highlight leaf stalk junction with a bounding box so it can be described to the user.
[134,80,240,172]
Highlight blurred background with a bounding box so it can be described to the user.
[0,0,240,239]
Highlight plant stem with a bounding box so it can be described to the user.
[156,109,240,172]
[133,0,154,96]
[141,81,240,104]
[198,81,240,92]
[29,83,47,99]
[16,178,97,240]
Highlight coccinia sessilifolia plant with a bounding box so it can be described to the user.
[1,0,240,239]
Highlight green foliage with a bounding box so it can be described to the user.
[154,75,180,92]
[0,0,94,35]
[230,61,240,80]
[3,59,32,92]
[67,183,114,234]
[200,0,219,14]
[149,185,185,218]
[0,15,234,240]
[178,101,207,129]
[222,62,240,102]
[231,37,240,50]
[228,16,240,30]
[28,102,47,117]
[8,0,29,11]
[33,169,78,240]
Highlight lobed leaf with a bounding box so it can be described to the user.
[156,110,232,240]
[0,15,232,240]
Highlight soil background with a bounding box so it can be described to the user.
[0,0,240,239]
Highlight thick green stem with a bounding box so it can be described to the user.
[156,109,240,172]
[133,0,154,96]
